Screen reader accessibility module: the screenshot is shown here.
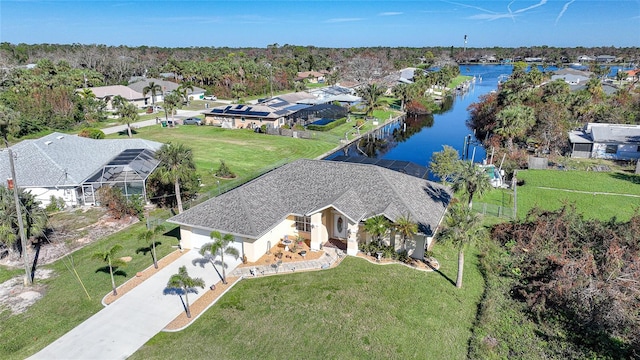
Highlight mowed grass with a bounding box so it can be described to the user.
[132,242,484,360]
[110,125,337,193]
[477,169,640,221]
[0,222,179,359]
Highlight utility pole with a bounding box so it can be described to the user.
[6,147,31,286]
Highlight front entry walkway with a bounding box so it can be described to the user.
[29,250,229,360]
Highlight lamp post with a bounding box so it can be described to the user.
[217,180,220,195]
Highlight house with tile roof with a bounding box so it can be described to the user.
[83,85,148,110]
[127,78,206,102]
[168,159,452,262]
[568,123,640,160]
[0,132,162,207]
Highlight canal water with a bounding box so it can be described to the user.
[325,64,515,178]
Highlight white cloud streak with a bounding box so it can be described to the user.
[379,12,403,16]
[555,0,576,25]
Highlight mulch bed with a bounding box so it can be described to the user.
[164,276,240,331]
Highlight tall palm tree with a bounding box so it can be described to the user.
[137,224,165,269]
[440,202,486,288]
[154,142,196,214]
[162,91,182,123]
[392,83,411,111]
[356,83,385,117]
[363,215,390,245]
[199,230,239,284]
[452,160,493,208]
[166,265,205,318]
[142,81,162,112]
[177,81,195,105]
[495,104,535,151]
[91,244,126,296]
[394,214,418,251]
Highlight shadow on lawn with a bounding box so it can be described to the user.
[95,266,127,277]
[428,263,456,287]
[609,171,640,185]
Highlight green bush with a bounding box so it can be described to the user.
[78,127,105,139]
[45,195,66,213]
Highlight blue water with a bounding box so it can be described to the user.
[325,64,513,174]
[311,118,335,126]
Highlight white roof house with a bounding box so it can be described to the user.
[569,123,640,160]
[0,132,162,207]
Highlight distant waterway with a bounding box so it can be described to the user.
[325,64,516,178]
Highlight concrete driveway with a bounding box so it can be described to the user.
[29,250,228,360]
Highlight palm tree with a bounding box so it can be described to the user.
[142,81,162,112]
[177,81,195,105]
[166,265,205,318]
[0,186,47,259]
[356,83,385,117]
[154,142,196,214]
[91,244,126,296]
[115,101,138,138]
[452,160,493,208]
[394,214,418,251]
[439,202,486,288]
[137,224,165,269]
[363,215,391,245]
[199,230,239,284]
[495,104,536,151]
[162,91,182,123]
[392,83,411,111]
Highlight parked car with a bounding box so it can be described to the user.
[183,117,203,125]
[203,95,217,101]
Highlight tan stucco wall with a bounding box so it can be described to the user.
[245,216,297,262]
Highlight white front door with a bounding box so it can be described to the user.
[333,214,347,239]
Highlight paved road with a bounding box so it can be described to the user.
[29,250,227,360]
[102,108,210,135]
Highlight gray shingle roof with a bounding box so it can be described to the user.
[168,159,452,238]
[0,132,162,187]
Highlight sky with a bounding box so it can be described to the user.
[1,0,639,48]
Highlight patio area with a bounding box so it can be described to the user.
[231,237,345,277]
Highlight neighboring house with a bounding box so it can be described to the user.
[84,85,148,110]
[127,78,206,102]
[295,71,325,83]
[551,68,592,85]
[305,85,361,106]
[204,103,290,129]
[624,69,640,82]
[595,55,616,63]
[168,159,452,263]
[577,55,595,62]
[568,123,640,160]
[0,132,162,207]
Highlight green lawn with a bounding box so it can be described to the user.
[476,169,640,221]
[0,221,179,359]
[132,243,484,360]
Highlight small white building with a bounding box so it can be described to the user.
[569,123,640,160]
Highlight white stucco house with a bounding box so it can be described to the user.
[168,159,452,263]
[0,132,163,207]
[569,123,640,160]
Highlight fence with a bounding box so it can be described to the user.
[472,202,516,219]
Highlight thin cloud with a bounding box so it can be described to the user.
[555,0,576,25]
[379,12,403,16]
[512,0,548,14]
[325,18,364,23]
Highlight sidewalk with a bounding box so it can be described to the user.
[29,250,223,360]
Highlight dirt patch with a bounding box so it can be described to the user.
[0,269,54,314]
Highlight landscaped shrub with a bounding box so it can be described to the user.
[96,186,143,220]
[214,160,236,178]
[293,124,305,131]
[78,128,105,139]
[45,195,66,213]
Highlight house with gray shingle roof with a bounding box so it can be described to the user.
[127,78,206,103]
[0,132,162,207]
[168,159,452,262]
[82,85,148,110]
[569,123,640,160]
